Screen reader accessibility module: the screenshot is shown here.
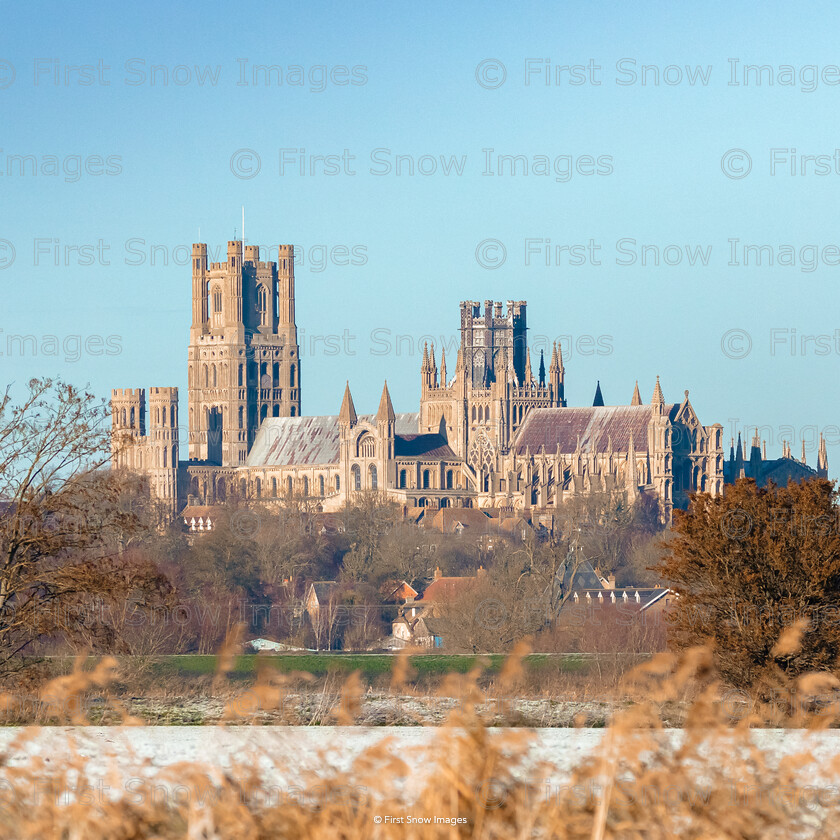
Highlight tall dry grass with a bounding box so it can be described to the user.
[0,632,839,837]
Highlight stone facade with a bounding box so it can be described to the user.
[113,241,821,525]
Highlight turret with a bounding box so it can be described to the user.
[749,427,762,476]
[593,381,604,407]
[339,381,358,428]
[651,375,665,415]
[631,380,642,406]
[191,243,208,330]
[818,434,829,478]
[224,240,243,326]
[147,387,180,514]
[277,244,295,326]
[549,342,565,406]
[376,381,396,466]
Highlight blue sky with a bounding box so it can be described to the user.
[2,0,840,470]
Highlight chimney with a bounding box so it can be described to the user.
[433,566,442,581]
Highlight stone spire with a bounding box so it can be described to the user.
[818,434,829,477]
[631,380,642,406]
[439,349,447,388]
[548,341,565,406]
[538,349,546,386]
[651,376,665,414]
[524,347,534,385]
[376,380,395,423]
[734,432,745,478]
[802,439,807,464]
[429,344,437,387]
[339,381,357,426]
[593,381,604,407]
[749,427,762,475]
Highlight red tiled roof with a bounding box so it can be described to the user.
[420,576,477,602]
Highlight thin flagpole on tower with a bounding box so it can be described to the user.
[242,206,245,257]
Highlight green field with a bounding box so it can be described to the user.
[145,652,593,680]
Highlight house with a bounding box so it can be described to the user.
[181,503,224,532]
[390,614,446,648]
[304,581,339,619]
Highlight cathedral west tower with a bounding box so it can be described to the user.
[187,241,300,466]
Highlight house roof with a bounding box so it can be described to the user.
[428,508,495,534]
[180,504,225,520]
[380,580,419,601]
[511,405,679,456]
[415,616,447,637]
[307,581,338,604]
[556,559,605,591]
[419,575,477,602]
[247,413,419,467]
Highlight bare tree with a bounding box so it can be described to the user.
[0,379,171,674]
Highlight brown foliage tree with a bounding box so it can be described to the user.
[658,477,840,688]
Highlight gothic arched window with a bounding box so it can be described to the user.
[352,464,361,491]
[290,364,296,388]
[369,464,378,490]
[357,433,375,458]
[257,285,268,326]
[399,469,407,489]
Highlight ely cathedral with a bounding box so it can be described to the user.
[112,239,826,528]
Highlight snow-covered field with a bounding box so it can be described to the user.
[2,726,840,796]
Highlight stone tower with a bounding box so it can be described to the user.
[188,241,301,466]
[419,300,565,464]
[147,387,179,513]
[110,387,179,515]
[111,388,146,470]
